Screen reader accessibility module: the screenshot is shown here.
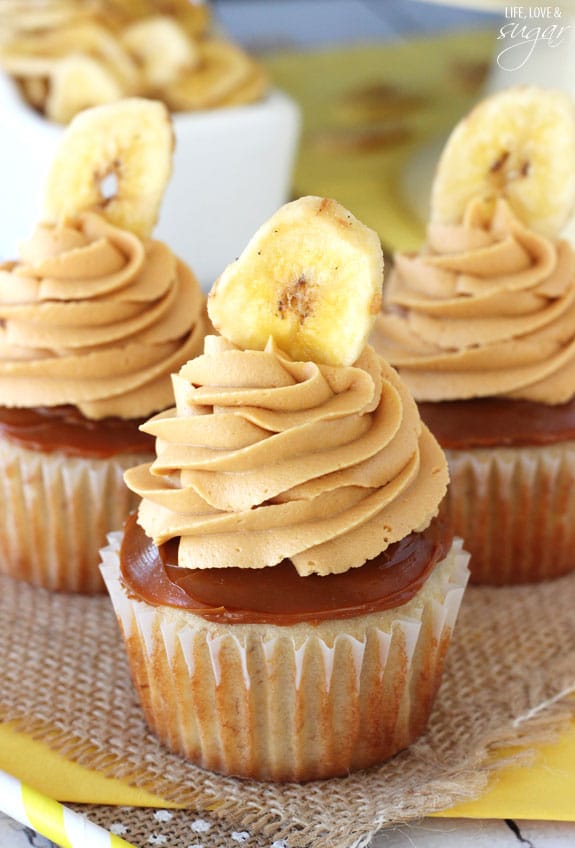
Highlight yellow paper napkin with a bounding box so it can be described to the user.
[2,718,575,819]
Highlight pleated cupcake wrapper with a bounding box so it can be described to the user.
[443,440,575,585]
[0,437,151,594]
[101,533,470,781]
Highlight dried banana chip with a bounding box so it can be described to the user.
[122,15,199,88]
[19,75,49,109]
[208,196,384,367]
[0,0,86,36]
[45,53,125,125]
[1,22,139,90]
[215,64,269,108]
[164,39,254,111]
[0,1,264,119]
[95,0,210,37]
[44,97,174,237]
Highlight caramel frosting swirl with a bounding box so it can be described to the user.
[374,199,575,404]
[125,335,448,576]
[0,212,209,419]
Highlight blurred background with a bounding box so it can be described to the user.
[211,0,500,51]
[3,0,575,273]
[206,0,575,254]
[210,0,503,254]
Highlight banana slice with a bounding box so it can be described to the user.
[0,0,83,35]
[0,45,63,78]
[122,15,199,89]
[97,0,211,38]
[19,75,49,110]
[71,22,140,91]
[45,54,124,125]
[207,196,384,367]
[0,23,138,82]
[164,39,254,111]
[152,0,211,39]
[212,64,269,108]
[43,97,173,237]
[431,86,575,237]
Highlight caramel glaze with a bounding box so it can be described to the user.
[120,512,453,625]
[418,396,575,450]
[0,405,154,458]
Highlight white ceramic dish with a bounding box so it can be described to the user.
[0,73,300,289]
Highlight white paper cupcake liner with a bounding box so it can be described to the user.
[443,440,575,584]
[0,436,151,593]
[101,533,470,781]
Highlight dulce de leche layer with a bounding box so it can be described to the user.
[125,335,449,578]
[374,198,575,405]
[419,396,575,449]
[0,213,209,421]
[120,512,453,624]
[0,405,154,458]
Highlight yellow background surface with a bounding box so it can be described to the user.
[263,31,497,253]
[2,718,575,818]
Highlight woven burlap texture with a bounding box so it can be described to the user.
[1,570,575,848]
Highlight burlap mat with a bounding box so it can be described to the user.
[1,570,575,848]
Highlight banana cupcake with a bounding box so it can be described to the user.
[374,86,575,584]
[0,97,209,593]
[101,196,469,781]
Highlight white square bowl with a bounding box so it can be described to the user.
[0,73,300,289]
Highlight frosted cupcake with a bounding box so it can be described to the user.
[374,87,575,584]
[101,196,469,781]
[0,98,209,593]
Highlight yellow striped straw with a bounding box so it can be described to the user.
[0,769,137,848]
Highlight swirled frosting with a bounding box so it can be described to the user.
[374,199,575,404]
[125,334,448,577]
[0,212,209,419]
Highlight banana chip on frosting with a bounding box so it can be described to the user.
[208,196,383,368]
[0,97,209,420]
[44,97,173,238]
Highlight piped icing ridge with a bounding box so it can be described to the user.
[125,334,448,577]
[0,212,208,419]
[374,198,575,404]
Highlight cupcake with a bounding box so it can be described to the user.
[374,86,575,585]
[0,97,209,593]
[101,196,469,781]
